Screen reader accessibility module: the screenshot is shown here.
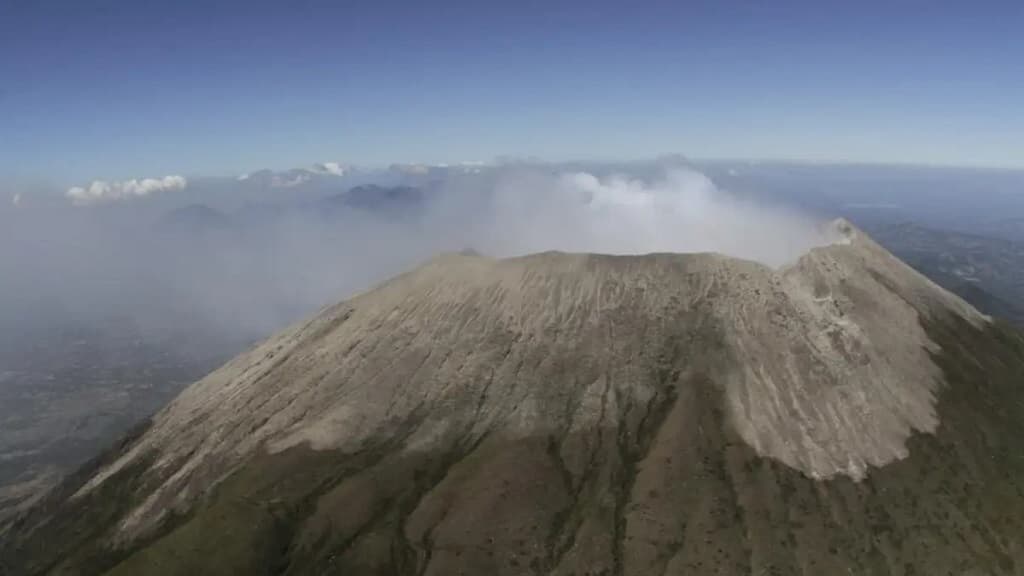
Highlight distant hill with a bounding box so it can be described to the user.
[158,204,231,232]
[321,184,425,216]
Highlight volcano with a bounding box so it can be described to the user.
[5,220,1024,576]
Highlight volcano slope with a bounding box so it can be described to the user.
[4,220,1024,576]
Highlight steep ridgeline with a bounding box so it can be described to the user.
[4,220,1024,576]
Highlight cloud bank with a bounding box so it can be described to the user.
[7,165,834,351]
[67,175,187,205]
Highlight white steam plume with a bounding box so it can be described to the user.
[439,168,834,266]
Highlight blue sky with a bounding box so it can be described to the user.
[1,0,1022,185]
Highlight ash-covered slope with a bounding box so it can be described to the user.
[5,220,1024,576]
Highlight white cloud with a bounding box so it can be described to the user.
[311,162,346,176]
[67,175,187,205]
[11,194,21,207]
